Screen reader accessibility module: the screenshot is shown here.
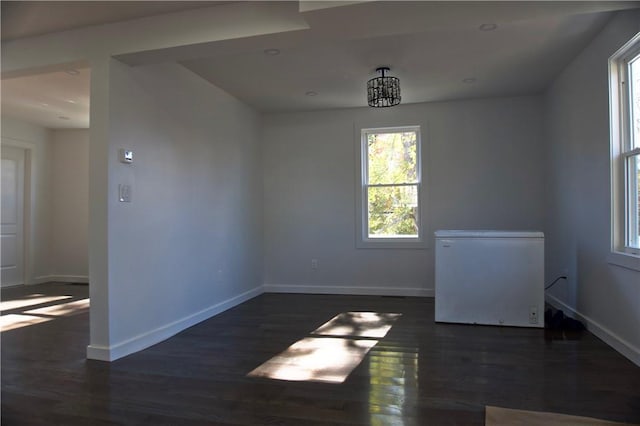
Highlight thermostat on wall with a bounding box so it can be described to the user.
[119,149,133,164]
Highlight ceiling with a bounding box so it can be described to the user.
[1,1,639,128]
[0,1,227,41]
[1,67,90,129]
[181,11,612,112]
[0,1,226,129]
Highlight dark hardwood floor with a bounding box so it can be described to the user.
[2,283,639,425]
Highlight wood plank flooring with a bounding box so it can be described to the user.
[2,283,639,425]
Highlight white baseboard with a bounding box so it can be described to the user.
[33,275,89,284]
[545,293,640,367]
[264,284,433,297]
[86,285,264,362]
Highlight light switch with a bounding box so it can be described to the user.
[119,184,132,202]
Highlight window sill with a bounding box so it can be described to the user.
[357,239,428,249]
[607,251,640,272]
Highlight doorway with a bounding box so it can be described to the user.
[1,66,90,287]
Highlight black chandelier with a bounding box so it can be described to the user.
[367,67,401,108]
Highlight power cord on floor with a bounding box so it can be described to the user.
[545,275,567,291]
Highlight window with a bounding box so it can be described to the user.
[357,126,425,248]
[610,33,640,257]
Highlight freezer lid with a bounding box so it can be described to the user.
[434,230,544,238]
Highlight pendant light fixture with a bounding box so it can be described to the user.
[367,67,401,108]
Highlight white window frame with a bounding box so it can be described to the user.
[356,125,427,249]
[609,32,640,268]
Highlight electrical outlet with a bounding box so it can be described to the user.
[529,306,538,324]
[311,259,318,269]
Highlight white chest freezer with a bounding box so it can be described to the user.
[435,230,544,328]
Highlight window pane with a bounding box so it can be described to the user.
[367,185,418,238]
[627,153,640,248]
[631,56,640,150]
[367,132,417,184]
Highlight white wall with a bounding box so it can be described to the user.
[1,117,52,284]
[262,96,545,296]
[50,129,89,281]
[543,9,640,366]
[1,2,302,362]
[87,61,263,361]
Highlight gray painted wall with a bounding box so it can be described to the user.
[543,10,640,365]
[51,129,89,280]
[92,61,263,359]
[263,96,545,295]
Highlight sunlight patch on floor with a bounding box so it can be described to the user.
[1,298,90,332]
[0,314,52,332]
[248,311,402,383]
[312,312,402,338]
[0,294,72,312]
[24,298,90,316]
[248,337,378,383]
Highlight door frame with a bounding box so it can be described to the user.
[1,138,34,286]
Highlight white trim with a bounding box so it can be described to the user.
[610,32,640,254]
[356,125,428,249]
[607,251,640,271]
[545,293,640,367]
[86,285,264,362]
[86,344,111,362]
[33,275,90,284]
[264,284,433,297]
[1,139,34,288]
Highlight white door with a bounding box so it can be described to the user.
[1,146,25,287]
